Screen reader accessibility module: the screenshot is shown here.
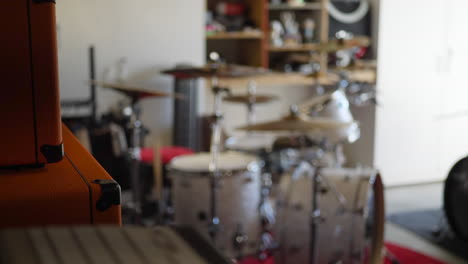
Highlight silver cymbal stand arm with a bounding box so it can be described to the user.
[246,80,257,126]
[128,102,143,224]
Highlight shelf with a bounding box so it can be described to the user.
[269,43,320,52]
[268,3,322,11]
[206,31,264,40]
[269,37,371,53]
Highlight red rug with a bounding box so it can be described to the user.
[239,242,447,264]
[384,242,447,264]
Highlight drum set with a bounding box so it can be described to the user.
[92,55,383,264]
[163,56,383,264]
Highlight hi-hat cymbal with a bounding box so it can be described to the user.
[224,94,278,104]
[237,112,351,132]
[90,80,184,101]
[162,63,270,79]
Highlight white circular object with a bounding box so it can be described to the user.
[327,0,369,24]
[226,134,276,153]
[170,151,257,173]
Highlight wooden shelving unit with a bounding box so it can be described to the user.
[268,3,322,11]
[206,0,268,67]
[206,31,264,40]
[205,0,329,71]
[269,43,320,52]
[268,0,329,73]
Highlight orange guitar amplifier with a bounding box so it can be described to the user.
[0,124,122,228]
[0,0,62,167]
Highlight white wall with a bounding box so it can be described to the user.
[56,0,205,144]
[375,0,468,186]
[436,0,468,184]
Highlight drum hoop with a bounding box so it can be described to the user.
[169,161,259,178]
[368,172,385,264]
[443,156,468,242]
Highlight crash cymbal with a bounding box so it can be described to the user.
[224,94,278,104]
[237,111,351,132]
[90,80,184,101]
[162,63,270,79]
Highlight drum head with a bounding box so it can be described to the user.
[444,157,468,241]
[170,152,257,173]
[225,134,275,152]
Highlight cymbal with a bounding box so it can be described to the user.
[224,94,278,104]
[162,63,270,79]
[90,80,184,100]
[237,112,351,132]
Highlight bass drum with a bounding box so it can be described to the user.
[275,167,384,264]
[169,152,262,259]
[444,157,468,241]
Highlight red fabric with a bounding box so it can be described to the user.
[140,146,194,165]
[238,242,447,264]
[355,47,368,59]
[384,242,447,264]
[239,256,274,264]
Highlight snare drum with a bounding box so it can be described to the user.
[275,167,384,264]
[170,152,262,259]
[225,133,276,154]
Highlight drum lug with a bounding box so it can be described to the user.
[319,186,329,195]
[208,217,221,237]
[312,209,326,224]
[198,211,207,221]
[232,224,249,253]
[243,176,254,184]
[293,203,304,212]
[353,207,365,216]
[344,175,352,182]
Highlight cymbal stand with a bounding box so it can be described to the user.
[127,99,144,224]
[208,75,231,242]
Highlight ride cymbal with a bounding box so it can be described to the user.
[90,80,185,100]
[162,64,270,79]
[237,112,351,132]
[224,94,278,104]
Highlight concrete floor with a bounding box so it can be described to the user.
[385,183,468,264]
